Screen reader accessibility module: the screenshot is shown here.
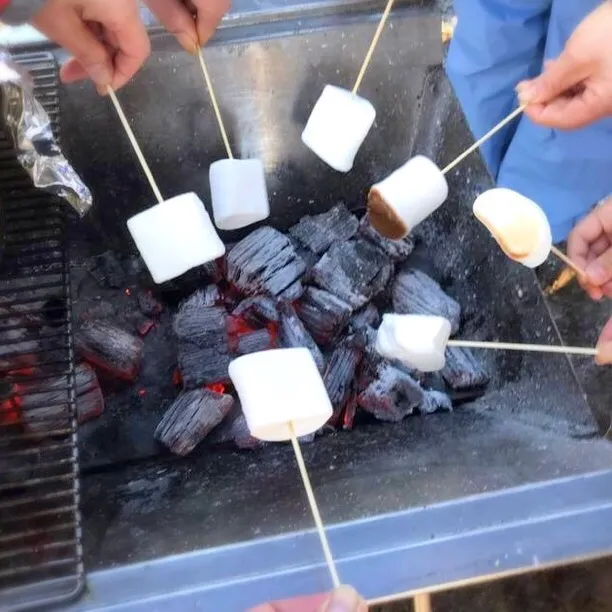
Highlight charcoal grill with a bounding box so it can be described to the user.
[0,53,83,610]
[2,2,612,611]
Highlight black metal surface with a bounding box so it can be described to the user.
[0,53,84,611]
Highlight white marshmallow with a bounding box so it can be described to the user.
[209,158,270,231]
[301,85,376,173]
[127,192,225,284]
[229,348,333,442]
[472,188,552,268]
[368,155,448,239]
[375,313,452,372]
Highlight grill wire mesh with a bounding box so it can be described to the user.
[0,52,84,610]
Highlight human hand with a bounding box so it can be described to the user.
[249,586,368,612]
[567,198,612,301]
[144,0,230,54]
[596,318,612,365]
[31,0,150,93]
[516,1,612,129]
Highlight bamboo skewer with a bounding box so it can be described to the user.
[550,246,586,277]
[107,87,164,204]
[448,339,597,357]
[289,422,340,588]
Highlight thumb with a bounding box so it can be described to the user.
[318,586,367,612]
[516,53,589,105]
[596,318,612,365]
[585,248,612,286]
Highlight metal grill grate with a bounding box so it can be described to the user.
[0,53,84,610]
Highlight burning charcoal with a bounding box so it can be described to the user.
[76,320,143,381]
[174,293,228,344]
[155,388,234,456]
[350,303,380,332]
[392,269,461,334]
[178,342,231,388]
[278,302,325,372]
[210,406,266,450]
[312,238,394,309]
[227,226,307,297]
[358,214,416,262]
[137,318,156,336]
[137,291,163,317]
[324,340,364,424]
[297,287,351,345]
[420,389,452,414]
[278,280,304,301]
[90,251,126,288]
[289,203,359,254]
[358,363,424,422]
[441,346,490,390]
[233,296,280,326]
[237,329,273,355]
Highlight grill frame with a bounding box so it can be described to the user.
[0,52,84,611]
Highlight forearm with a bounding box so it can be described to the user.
[0,0,46,25]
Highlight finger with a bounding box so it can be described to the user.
[248,595,327,612]
[596,318,612,365]
[318,586,368,612]
[59,57,89,84]
[599,279,612,298]
[516,51,591,105]
[145,0,199,53]
[31,6,113,86]
[191,0,230,45]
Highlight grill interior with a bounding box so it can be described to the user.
[0,52,84,611]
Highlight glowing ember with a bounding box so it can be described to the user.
[226,315,255,337]
[206,383,226,395]
[138,388,146,397]
[125,288,132,296]
[172,369,183,387]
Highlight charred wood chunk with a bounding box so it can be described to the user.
[237,329,273,355]
[278,302,325,372]
[350,303,381,332]
[137,290,163,317]
[359,214,416,262]
[178,341,231,388]
[358,363,424,422]
[420,389,452,414]
[277,279,305,301]
[289,203,359,254]
[76,320,143,381]
[324,341,364,423]
[90,251,126,288]
[392,269,461,334]
[312,238,394,309]
[233,296,280,326]
[174,294,228,344]
[209,405,265,450]
[155,389,234,456]
[227,226,306,297]
[441,346,490,390]
[297,287,351,346]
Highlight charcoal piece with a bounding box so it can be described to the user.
[289,203,359,254]
[441,346,490,390]
[155,389,234,456]
[392,269,461,334]
[237,329,273,355]
[278,302,325,372]
[90,251,125,288]
[311,238,393,309]
[209,406,265,450]
[75,320,143,381]
[297,287,352,345]
[278,280,304,301]
[350,304,381,332]
[359,214,416,262]
[420,389,452,414]
[298,432,316,444]
[358,363,424,422]
[233,296,280,325]
[227,227,306,297]
[137,291,163,316]
[137,318,155,336]
[324,341,364,422]
[178,342,231,388]
[174,293,228,345]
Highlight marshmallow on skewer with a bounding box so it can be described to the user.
[127,192,225,285]
[209,159,270,230]
[301,85,376,173]
[229,348,333,441]
[473,188,552,268]
[368,155,449,240]
[375,313,452,372]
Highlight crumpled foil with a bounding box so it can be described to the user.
[0,48,92,216]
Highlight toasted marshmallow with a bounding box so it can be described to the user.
[368,155,449,240]
[228,348,333,442]
[473,188,552,268]
[209,158,270,231]
[301,85,376,173]
[376,313,452,372]
[127,192,225,284]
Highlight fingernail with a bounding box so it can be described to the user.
[178,33,198,55]
[323,586,361,612]
[516,82,535,104]
[87,61,112,86]
[586,262,608,285]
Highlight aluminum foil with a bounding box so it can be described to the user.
[0,48,92,216]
